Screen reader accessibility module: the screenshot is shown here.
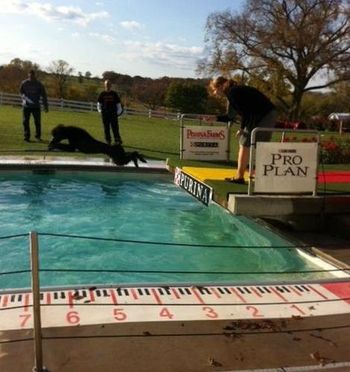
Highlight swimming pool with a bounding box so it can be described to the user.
[0,169,336,290]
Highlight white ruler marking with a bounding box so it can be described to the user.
[0,282,349,330]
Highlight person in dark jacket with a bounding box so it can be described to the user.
[209,76,277,183]
[97,79,123,145]
[20,69,48,142]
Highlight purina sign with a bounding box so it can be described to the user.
[254,142,318,193]
[174,168,212,206]
[181,125,229,160]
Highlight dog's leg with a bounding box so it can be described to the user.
[137,153,147,164]
[121,152,147,167]
[48,142,76,152]
[132,152,147,167]
[110,157,124,166]
[132,157,139,168]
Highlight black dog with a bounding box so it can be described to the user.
[48,124,147,167]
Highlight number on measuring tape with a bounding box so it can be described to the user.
[202,306,218,319]
[66,311,80,324]
[290,304,306,315]
[113,308,127,321]
[159,307,174,319]
[246,306,264,318]
[19,314,31,327]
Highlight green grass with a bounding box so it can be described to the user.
[0,105,178,159]
[0,105,349,195]
[0,104,242,161]
[2,104,348,164]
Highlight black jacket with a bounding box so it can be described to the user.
[217,85,275,130]
[20,78,48,110]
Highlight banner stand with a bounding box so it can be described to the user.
[180,114,231,161]
[248,128,320,196]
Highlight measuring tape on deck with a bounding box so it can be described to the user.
[0,281,349,331]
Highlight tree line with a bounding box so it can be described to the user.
[0,58,222,115]
[0,56,348,128]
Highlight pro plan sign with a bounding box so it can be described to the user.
[254,142,318,193]
[174,168,212,206]
[181,125,229,160]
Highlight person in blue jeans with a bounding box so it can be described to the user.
[20,69,48,142]
[97,79,123,145]
[210,76,277,184]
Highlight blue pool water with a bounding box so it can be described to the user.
[0,171,330,289]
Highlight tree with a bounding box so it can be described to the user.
[131,78,170,109]
[47,59,74,98]
[9,58,39,72]
[78,72,83,84]
[0,58,40,93]
[199,0,350,119]
[165,82,208,114]
[102,71,133,87]
[101,71,133,97]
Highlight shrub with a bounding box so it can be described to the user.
[283,136,350,164]
[323,137,350,164]
[275,120,306,130]
[320,140,344,164]
[307,116,328,131]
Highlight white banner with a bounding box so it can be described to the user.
[254,142,318,193]
[181,125,229,160]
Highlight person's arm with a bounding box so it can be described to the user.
[20,82,29,105]
[97,93,103,113]
[114,92,123,116]
[216,114,230,122]
[216,102,237,123]
[20,82,24,96]
[116,103,123,116]
[41,83,49,112]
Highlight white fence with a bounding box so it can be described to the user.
[0,91,183,120]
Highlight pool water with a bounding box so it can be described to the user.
[0,171,331,289]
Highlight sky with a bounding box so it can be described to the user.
[0,0,245,79]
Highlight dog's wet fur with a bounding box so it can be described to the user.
[48,124,147,167]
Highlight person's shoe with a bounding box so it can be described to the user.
[24,138,30,142]
[35,136,42,141]
[225,177,246,184]
[114,138,123,145]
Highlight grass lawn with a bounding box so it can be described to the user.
[0,105,182,159]
[0,105,349,196]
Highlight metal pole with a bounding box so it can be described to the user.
[313,132,320,197]
[180,114,185,160]
[30,231,47,372]
[226,121,232,162]
[248,128,257,196]
[281,131,286,142]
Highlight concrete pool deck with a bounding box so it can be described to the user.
[179,164,350,220]
[0,155,167,172]
[1,314,350,371]
[0,156,349,371]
